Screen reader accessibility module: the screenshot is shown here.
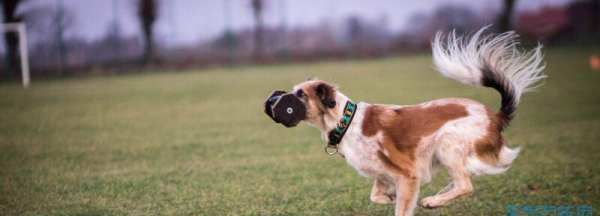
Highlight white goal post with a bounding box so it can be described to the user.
[2,22,30,88]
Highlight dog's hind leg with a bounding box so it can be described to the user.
[420,145,473,208]
[420,167,473,208]
[370,178,394,204]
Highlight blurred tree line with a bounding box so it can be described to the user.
[1,0,598,78]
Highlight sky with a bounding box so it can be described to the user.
[8,0,575,47]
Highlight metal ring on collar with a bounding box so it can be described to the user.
[324,145,338,155]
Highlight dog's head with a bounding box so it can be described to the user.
[264,79,339,128]
[292,80,338,126]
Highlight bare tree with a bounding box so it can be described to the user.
[251,0,264,60]
[138,0,157,64]
[497,0,516,32]
[1,0,25,78]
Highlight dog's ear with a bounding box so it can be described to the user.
[315,83,336,109]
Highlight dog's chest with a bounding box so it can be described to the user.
[340,137,383,177]
[337,106,386,178]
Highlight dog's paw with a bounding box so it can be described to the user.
[370,195,394,204]
[420,196,445,209]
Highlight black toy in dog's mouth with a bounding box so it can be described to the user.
[264,90,306,127]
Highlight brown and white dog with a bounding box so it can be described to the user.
[286,28,545,216]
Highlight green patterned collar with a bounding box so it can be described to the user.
[327,101,358,146]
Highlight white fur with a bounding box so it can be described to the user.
[338,102,389,178]
[432,26,546,105]
[466,146,521,175]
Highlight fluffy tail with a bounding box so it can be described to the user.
[465,146,521,175]
[432,27,545,175]
[432,26,546,129]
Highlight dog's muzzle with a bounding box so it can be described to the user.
[264,90,306,127]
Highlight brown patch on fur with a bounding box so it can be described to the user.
[363,103,469,177]
[296,80,339,128]
[376,150,408,176]
[474,108,505,164]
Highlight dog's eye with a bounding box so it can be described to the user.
[295,89,305,98]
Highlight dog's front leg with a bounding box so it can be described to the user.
[394,175,420,216]
[370,178,394,204]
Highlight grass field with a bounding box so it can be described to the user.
[1,47,599,216]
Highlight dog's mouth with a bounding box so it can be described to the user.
[264,90,306,127]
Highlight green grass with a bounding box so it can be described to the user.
[1,47,599,216]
